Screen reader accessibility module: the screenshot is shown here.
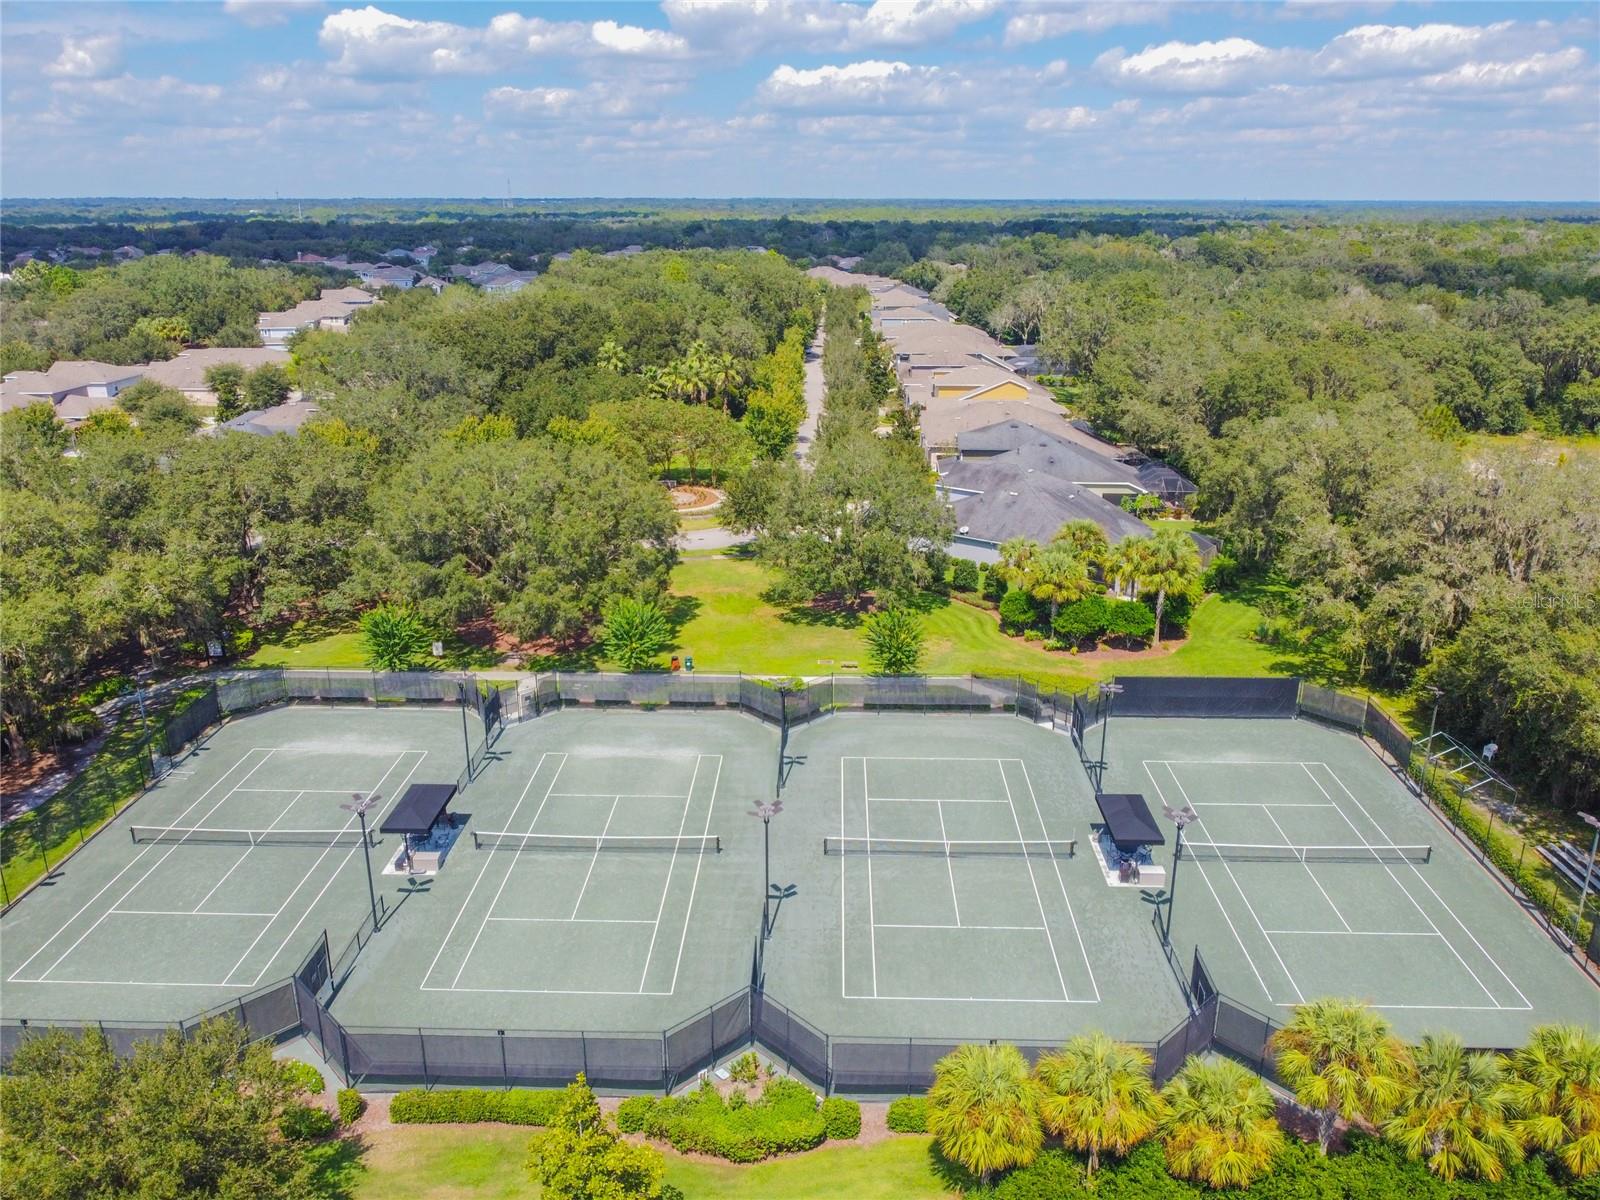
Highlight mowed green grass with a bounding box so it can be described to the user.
[350,1125,952,1200]
[669,556,1279,688]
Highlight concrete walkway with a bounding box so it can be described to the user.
[793,317,826,468]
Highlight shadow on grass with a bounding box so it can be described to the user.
[925,1142,982,1194]
[305,1134,364,1200]
[664,593,703,651]
[253,614,354,651]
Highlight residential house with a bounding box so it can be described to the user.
[139,346,295,412]
[113,245,144,261]
[256,286,376,346]
[416,275,446,295]
[481,271,537,295]
[602,244,645,258]
[0,360,145,420]
[293,252,328,264]
[217,400,321,436]
[359,264,417,290]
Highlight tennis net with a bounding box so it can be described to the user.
[1181,841,1431,864]
[129,826,375,847]
[823,836,1076,858]
[472,831,721,853]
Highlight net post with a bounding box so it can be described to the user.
[417,1028,428,1089]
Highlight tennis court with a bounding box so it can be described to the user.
[1098,716,1598,1046]
[327,708,772,1031]
[0,704,467,1020]
[767,713,1190,1045]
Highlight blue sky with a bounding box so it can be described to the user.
[1,1,1595,200]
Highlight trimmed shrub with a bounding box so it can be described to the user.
[951,559,980,593]
[643,1077,825,1162]
[1052,595,1111,645]
[1104,599,1156,644]
[616,1095,657,1133]
[821,1096,862,1140]
[887,1096,928,1133]
[336,1088,364,1126]
[1152,591,1194,636]
[728,1051,762,1084]
[388,1087,565,1126]
[1201,553,1239,592]
[982,565,1008,603]
[279,1102,334,1141]
[279,1060,325,1095]
[999,588,1040,634]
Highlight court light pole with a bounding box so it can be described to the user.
[748,799,783,940]
[1161,804,1199,947]
[1097,682,1123,791]
[1576,812,1600,929]
[341,793,382,932]
[1425,685,1443,740]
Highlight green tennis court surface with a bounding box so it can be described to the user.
[1097,717,1597,1047]
[2,700,1590,1056]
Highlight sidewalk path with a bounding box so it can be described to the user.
[794,317,826,468]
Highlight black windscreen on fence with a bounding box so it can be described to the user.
[1297,683,1366,731]
[1112,676,1300,719]
[1152,998,1217,1086]
[163,685,221,756]
[1365,701,1416,768]
[752,992,829,1089]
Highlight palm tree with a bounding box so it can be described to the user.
[1385,1033,1522,1182]
[707,351,743,414]
[996,537,1040,590]
[1271,998,1414,1155]
[926,1043,1044,1185]
[680,340,714,404]
[1105,536,1152,599]
[1034,1033,1165,1178]
[1027,544,1093,627]
[1505,1024,1600,1178]
[1160,1056,1284,1189]
[1051,519,1111,573]
[1132,527,1202,650]
[596,338,627,373]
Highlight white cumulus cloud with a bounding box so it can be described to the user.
[758,60,967,112]
[44,33,122,79]
[1095,37,1288,93]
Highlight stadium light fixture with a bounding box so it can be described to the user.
[340,793,382,932]
[1577,812,1600,928]
[748,799,783,940]
[1161,804,1200,948]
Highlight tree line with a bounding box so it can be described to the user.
[0,251,818,761]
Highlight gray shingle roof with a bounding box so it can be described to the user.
[941,463,1154,547]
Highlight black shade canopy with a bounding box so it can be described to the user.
[1095,792,1165,848]
[379,783,457,835]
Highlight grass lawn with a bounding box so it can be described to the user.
[667,555,1280,690]
[245,619,503,672]
[346,1125,953,1200]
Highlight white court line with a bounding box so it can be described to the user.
[1261,805,1350,932]
[996,760,1071,1003]
[636,756,704,992]
[1190,802,1336,809]
[860,756,1020,762]
[1266,929,1438,936]
[546,792,690,800]
[568,796,623,920]
[14,750,279,984]
[1147,759,1331,766]
[1166,763,1305,1004]
[228,749,425,988]
[863,758,878,997]
[449,754,568,989]
[232,787,370,794]
[664,755,722,996]
[1143,762,1276,1002]
[845,991,1102,1004]
[20,978,245,989]
[420,752,555,988]
[489,916,654,925]
[192,789,304,914]
[422,984,676,996]
[866,796,1009,805]
[1302,762,1530,1010]
[878,922,1046,931]
[1017,760,1101,1004]
[1277,1001,1522,1012]
[933,799,962,927]
[112,909,275,918]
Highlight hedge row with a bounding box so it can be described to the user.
[388,1088,564,1126]
[630,1078,828,1163]
[1408,757,1592,945]
[980,1135,1598,1200]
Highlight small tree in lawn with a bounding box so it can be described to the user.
[1160,1056,1284,1189]
[865,607,924,675]
[1271,997,1413,1156]
[1035,1033,1165,1179]
[359,604,434,672]
[600,597,672,671]
[927,1043,1044,1186]
[205,363,247,421]
[527,1073,672,1200]
[1133,527,1202,650]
